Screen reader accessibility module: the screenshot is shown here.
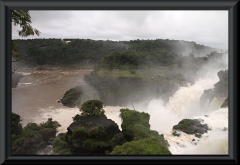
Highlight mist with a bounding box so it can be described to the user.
[11,36,228,155]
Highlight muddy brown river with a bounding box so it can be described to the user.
[12,69,94,129]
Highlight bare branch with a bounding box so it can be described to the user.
[131,102,136,111]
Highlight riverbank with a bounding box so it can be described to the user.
[11,63,94,88]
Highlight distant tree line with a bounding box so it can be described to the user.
[13,39,216,66]
[96,50,219,70]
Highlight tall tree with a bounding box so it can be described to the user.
[12,10,40,61]
[12,10,40,37]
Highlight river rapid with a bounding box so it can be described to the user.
[12,65,228,155]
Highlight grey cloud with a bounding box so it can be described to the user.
[12,10,228,49]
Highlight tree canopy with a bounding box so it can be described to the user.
[12,10,40,37]
[12,10,40,61]
[80,100,105,116]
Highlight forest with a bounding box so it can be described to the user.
[13,38,216,66]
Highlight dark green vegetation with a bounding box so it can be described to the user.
[71,100,105,120]
[63,115,125,155]
[173,119,194,133]
[14,93,214,155]
[172,119,209,136]
[50,100,171,155]
[85,50,225,106]
[13,38,224,106]
[12,10,40,61]
[12,113,23,136]
[80,100,105,116]
[214,69,228,98]
[110,137,171,155]
[11,113,60,155]
[97,50,181,70]
[109,109,171,155]
[12,10,40,37]
[120,109,150,141]
[172,130,180,137]
[200,69,228,108]
[52,138,71,155]
[60,86,83,108]
[13,38,216,66]
[85,67,189,105]
[52,100,126,155]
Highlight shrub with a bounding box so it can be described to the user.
[80,100,105,116]
[172,130,180,137]
[82,139,105,150]
[110,133,125,147]
[87,125,106,138]
[72,114,81,121]
[24,123,41,132]
[110,137,172,155]
[12,136,25,147]
[53,138,69,153]
[58,149,72,155]
[173,119,194,133]
[67,135,73,142]
[132,124,151,140]
[61,86,83,107]
[72,126,86,139]
[120,109,150,141]
[11,112,23,136]
[39,118,61,129]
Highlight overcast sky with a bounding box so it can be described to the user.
[12,10,228,49]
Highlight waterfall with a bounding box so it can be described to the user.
[208,97,225,112]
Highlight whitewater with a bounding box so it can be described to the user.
[33,68,228,155]
[12,54,228,155]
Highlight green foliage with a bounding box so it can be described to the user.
[61,86,83,108]
[13,38,216,66]
[39,118,61,129]
[12,41,25,59]
[67,135,73,142]
[12,10,40,37]
[110,137,172,155]
[11,113,61,155]
[120,109,150,128]
[132,124,151,140]
[12,10,40,60]
[80,100,105,116]
[172,131,180,137]
[23,123,42,136]
[99,50,180,70]
[72,114,81,122]
[82,139,105,150]
[53,138,69,153]
[87,125,106,138]
[110,133,125,147]
[173,119,194,133]
[99,50,139,70]
[11,113,23,136]
[120,109,150,141]
[72,126,87,139]
[12,136,25,147]
[58,149,72,155]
